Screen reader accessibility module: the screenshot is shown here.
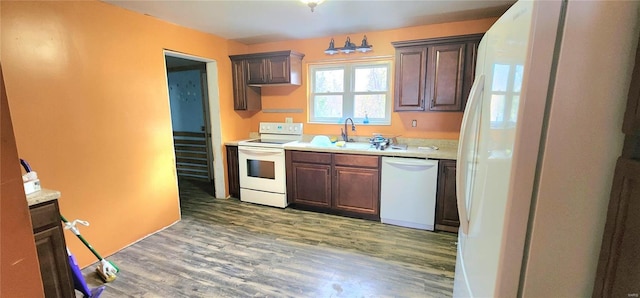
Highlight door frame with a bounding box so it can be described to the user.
[163,50,226,199]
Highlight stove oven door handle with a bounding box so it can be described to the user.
[238,147,284,155]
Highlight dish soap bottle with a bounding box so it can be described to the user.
[363,113,369,124]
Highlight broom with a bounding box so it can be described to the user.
[61,215,120,282]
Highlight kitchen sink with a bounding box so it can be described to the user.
[340,142,374,150]
[291,141,375,150]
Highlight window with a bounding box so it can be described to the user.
[309,60,391,124]
[489,63,523,128]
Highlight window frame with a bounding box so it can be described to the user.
[308,60,392,125]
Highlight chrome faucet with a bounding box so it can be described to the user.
[341,117,356,142]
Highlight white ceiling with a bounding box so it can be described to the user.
[102,0,515,45]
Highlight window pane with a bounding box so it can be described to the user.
[513,65,524,92]
[510,95,520,122]
[314,95,343,118]
[490,94,505,122]
[354,66,388,92]
[314,69,344,93]
[492,64,510,92]
[354,94,386,118]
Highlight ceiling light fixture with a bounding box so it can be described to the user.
[300,0,325,12]
[324,36,373,55]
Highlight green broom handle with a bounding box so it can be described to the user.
[60,214,105,260]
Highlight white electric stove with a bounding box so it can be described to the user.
[237,122,303,208]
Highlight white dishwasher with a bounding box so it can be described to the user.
[380,157,439,231]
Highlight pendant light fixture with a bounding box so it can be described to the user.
[356,35,372,53]
[300,0,325,12]
[324,36,373,55]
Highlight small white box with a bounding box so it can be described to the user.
[24,179,41,195]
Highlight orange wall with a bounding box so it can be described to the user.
[1,0,244,267]
[2,0,495,270]
[240,18,497,139]
[1,63,44,298]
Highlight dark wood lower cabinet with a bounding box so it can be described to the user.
[593,158,640,296]
[333,166,379,217]
[594,33,640,297]
[286,150,380,220]
[226,145,240,198]
[30,200,74,298]
[290,162,332,207]
[436,159,459,233]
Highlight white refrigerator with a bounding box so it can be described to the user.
[453,0,639,297]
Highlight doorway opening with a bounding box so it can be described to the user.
[164,51,225,200]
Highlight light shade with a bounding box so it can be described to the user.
[356,35,373,53]
[340,37,356,54]
[300,0,325,12]
[324,38,339,55]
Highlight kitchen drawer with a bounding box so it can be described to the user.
[30,201,60,231]
[334,154,380,168]
[290,151,332,164]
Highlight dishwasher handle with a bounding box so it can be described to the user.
[383,158,438,169]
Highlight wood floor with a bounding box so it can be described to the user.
[81,179,458,297]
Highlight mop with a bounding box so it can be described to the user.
[67,248,106,297]
[61,215,120,282]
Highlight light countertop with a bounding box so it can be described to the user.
[226,136,458,160]
[283,141,457,160]
[26,189,60,206]
[224,139,250,146]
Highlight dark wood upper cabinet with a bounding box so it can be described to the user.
[231,59,261,111]
[463,40,479,107]
[428,43,465,111]
[246,57,267,85]
[394,47,428,111]
[231,50,304,86]
[267,55,295,84]
[229,51,304,111]
[392,33,483,112]
[247,54,298,85]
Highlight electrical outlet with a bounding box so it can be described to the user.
[285,117,293,123]
[412,120,417,127]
